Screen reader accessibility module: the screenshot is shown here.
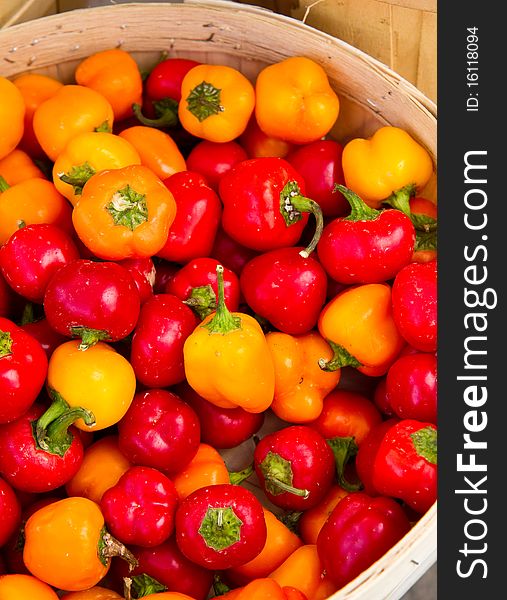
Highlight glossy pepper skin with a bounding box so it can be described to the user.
[266,331,340,423]
[100,466,179,548]
[226,508,302,586]
[317,185,416,284]
[0,148,45,186]
[177,383,264,450]
[65,435,131,504]
[157,171,222,264]
[318,283,405,377]
[130,294,199,388]
[0,574,60,600]
[183,265,275,413]
[179,64,255,143]
[175,483,267,570]
[286,140,347,217]
[372,419,437,513]
[240,247,327,335]
[53,131,141,206]
[166,257,240,320]
[254,425,335,511]
[118,126,186,181]
[268,544,323,600]
[0,177,73,246]
[47,340,137,431]
[23,497,136,592]
[342,126,434,208]
[385,352,437,423]
[219,158,323,253]
[220,578,308,600]
[392,259,437,352]
[72,164,177,261]
[12,73,63,159]
[0,318,48,425]
[33,85,114,161]
[316,492,411,588]
[255,56,340,144]
[118,389,200,477]
[0,476,21,547]
[185,140,248,192]
[0,77,25,160]
[0,223,80,304]
[75,48,143,121]
[44,259,141,349]
[0,401,92,493]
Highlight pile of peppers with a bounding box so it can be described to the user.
[0,47,437,600]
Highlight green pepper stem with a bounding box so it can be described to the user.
[229,464,254,485]
[318,340,362,372]
[327,436,363,492]
[0,176,10,192]
[265,475,310,498]
[335,184,382,222]
[382,183,417,217]
[279,180,323,258]
[186,81,223,122]
[132,100,179,129]
[70,326,111,351]
[183,284,217,320]
[0,330,13,358]
[203,265,241,334]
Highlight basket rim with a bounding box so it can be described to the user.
[0,0,437,121]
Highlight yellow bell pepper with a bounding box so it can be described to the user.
[53,131,141,206]
[47,340,136,431]
[183,265,275,413]
[342,126,434,208]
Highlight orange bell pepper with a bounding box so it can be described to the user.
[0,574,60,600]
[0,76,25,161]
[118,126,186,181]
[227,508,303,586]
[23,497,137,592]
[221,578,307,600]
[53,131,141,205]
[239,117,294,159]
[0,148,45,186]
[255,56,339,144]
[33,85,114,161]
[342,126,434,208]
[266,331,340,423]
[72,164,177,260]
[268,545,324,600]
[65,435,131,503]
[75,48,143,122]
[299,484,349,545]
[179,64,255,143]
[13,72,63,159]
[183,265,275,413]
[0,177,73,245]
[172,442,230,500]
[318,284,405,377]
[60,587,122,600]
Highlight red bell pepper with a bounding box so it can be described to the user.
[372,419,437,513]
[43,259,141,350]
[0,317,48,425]
[165,257,240,320]
[392,259,437,352]
[210,227,258,277]
[175,483,267,570]
[100,465,179,548]
[0,475,21,547]
[240,247,327,334]
[117,256,156,304]
[286,140,348,217]
[186,140,248,193]
[0,398,94,493]
[118,389,200,477]
[130,293,199,387]
[219,157,323,253]
[317,492,411,588]
[0,223,80,304]
[317,185,415,284]
[157,171,222,264]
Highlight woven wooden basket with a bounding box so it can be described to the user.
[0,2,437,599]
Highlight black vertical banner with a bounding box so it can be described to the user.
[438,2,504,597]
